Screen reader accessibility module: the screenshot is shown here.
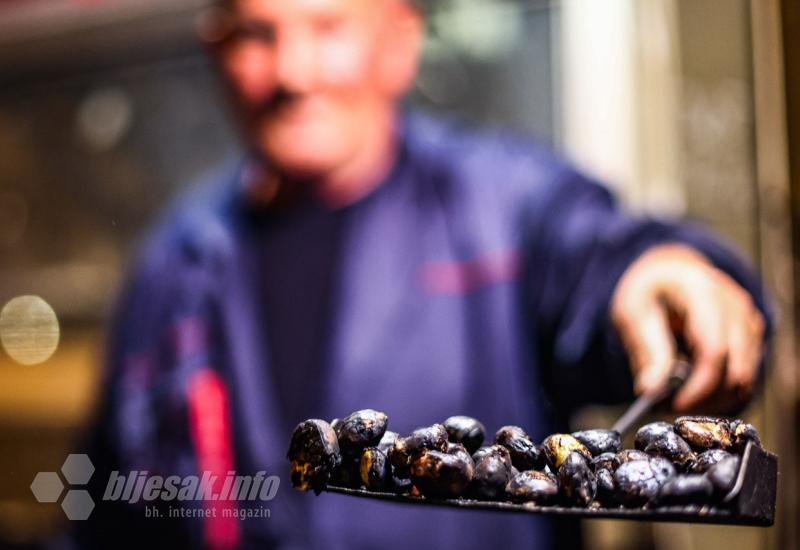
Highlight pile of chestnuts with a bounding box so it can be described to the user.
[288,411,762,509]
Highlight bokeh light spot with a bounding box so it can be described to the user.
[76,87,133,152]
[0,295,60,366]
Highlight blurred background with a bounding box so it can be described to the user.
[0,0,797,548]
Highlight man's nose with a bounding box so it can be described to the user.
[274,33,316,93]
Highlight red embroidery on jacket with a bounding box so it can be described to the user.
[188,369,240,550]
[420,249,521,295]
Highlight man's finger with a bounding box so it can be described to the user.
[725,310,764,401]
[673,336,727,411]
[664,278,728,411]
[619,301,676,396]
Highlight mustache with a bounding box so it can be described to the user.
[252,87,303,119]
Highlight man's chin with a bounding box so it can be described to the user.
[257,133,347,179]
[261,148,340,180]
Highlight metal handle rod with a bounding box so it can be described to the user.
[611,358,691,435]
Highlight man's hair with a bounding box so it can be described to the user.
[216,0,432,14]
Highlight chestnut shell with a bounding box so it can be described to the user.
[444,416,486,454]
[506,470,559,504]
[572,429,621,456]
[288,419,341,493]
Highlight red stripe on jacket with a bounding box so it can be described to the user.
[188,369,241,550]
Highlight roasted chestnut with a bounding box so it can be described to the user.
[649,456,678,485]
[399,424,449,454]
[592,452,617,473]
[506,470,559,504]
[336,409,389,457]
[542,434,592,470]
[731,420,762,452]
[595,468,617,506]
[706,455,741,495]
[446,442,474,465]
[557,451,596,507]
[360,447,392,491]
[634,422,675,451]
[330,456,362,488]
[444,416,486,454]
[471,450,514,500]
[377,430,399,453]
[392,475,413,493]
[409,449,474,498]
[495,426,546,471]
[390,424,449,476]
[614,449,650,468]
[472,444,512,464]
[641,431,695,470]
[674,416,733,451]
[288,419,341,493]
[613,458,676,507]
[658,474,713,504]
[692,449,733,473]
[572,429,621,456]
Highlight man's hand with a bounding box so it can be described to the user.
[610,244,766,413]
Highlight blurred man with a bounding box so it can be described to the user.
[80,0,770,549]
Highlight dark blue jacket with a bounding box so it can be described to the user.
[78,111,772,550]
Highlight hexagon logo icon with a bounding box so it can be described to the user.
[61,489,95,521]
[32,454,97,520]
[61,454,95,485]
[30,472,64,503]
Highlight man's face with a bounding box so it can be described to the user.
[213,0,422,179]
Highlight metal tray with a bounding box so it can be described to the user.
[323,442,777,526]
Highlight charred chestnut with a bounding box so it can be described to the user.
[495,426,546,471]
[472,444,512,464]
[706,455,741,495]
[399,424,449,454]
[613,458,676,507]
[506,470,559,504]
[674,416,733,451]
[444,416,486,454]
[336,409,389,457]
[390,424,449,476]
[409,449,474,498]
[614,449,650,468]
[330,456,362,488]
[557,451,596,507]
[658,474,713,505]
[649,456,677,485]
[287,419,341,493]
[542,434,592,470]
[641,431,695,470]
[731,420,762,452]
[595,468,617,506]
[471,450,514,500]
[446,442,474,464]
[572,429,621,456]
[634,422,675,451]
[392,475,413,493]
[592,452,617,473]
[360,447,392,491]
[377,430,399,453]
[692,449,733,473]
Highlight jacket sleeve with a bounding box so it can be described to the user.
[522,167,775,414]
[71,226,237,550]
